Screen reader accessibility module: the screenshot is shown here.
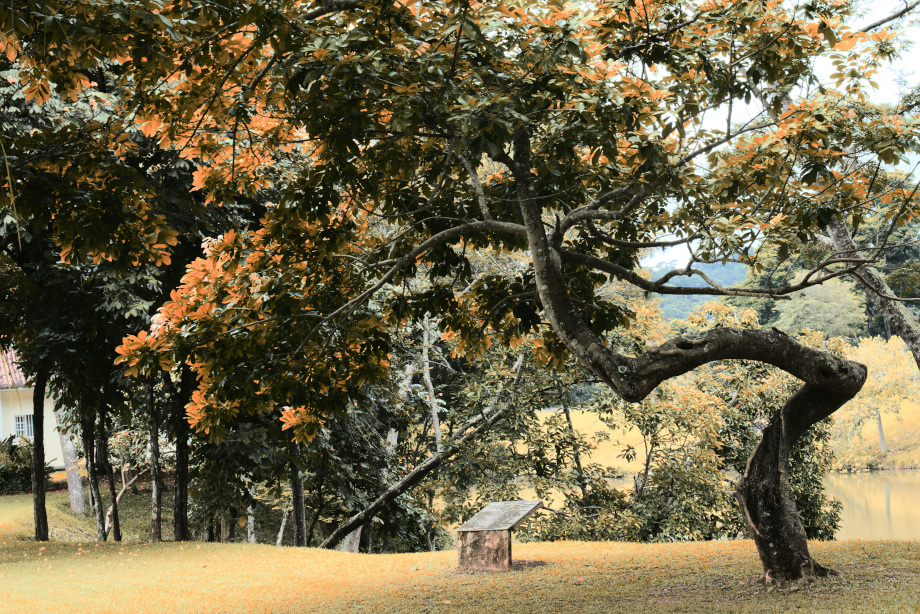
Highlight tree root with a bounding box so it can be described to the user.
[756,559,839,587]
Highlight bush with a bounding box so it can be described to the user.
[0,435,52,495]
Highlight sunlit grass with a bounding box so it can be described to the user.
[3,492,920,613]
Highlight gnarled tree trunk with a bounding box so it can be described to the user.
[500,129,867,582]
[737,384,853,582]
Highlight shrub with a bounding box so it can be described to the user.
[0,435,52,495]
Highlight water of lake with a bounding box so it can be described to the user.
[825,470,920,540]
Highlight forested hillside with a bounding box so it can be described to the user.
[645,261,747,320]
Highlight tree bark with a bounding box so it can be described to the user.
[204,515,216,542]
[247,503,257,543]
[291,461,307,547]
[736,383,856,583]
[106,467,148,537]
[339,526,362,553]
[82,414,106,541]
[276,507,290,547]
[562,403,588,499]
[30,369,48,541]
[54,409,85,516]
[876,413,888,454]
[147,383,162,542]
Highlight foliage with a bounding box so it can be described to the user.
[2,0,919,568]
[0,435,51,495]
[773,277,865,339]
[89,0,920,437]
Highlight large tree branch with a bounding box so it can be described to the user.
[558,249,863,298]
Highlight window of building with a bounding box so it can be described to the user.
[14,414,33,438]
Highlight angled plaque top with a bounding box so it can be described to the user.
[457,500,543,532]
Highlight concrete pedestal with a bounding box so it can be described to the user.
[458,529,512,572]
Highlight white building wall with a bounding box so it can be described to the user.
[0,388,66,469]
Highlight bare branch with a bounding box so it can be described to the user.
[860,0,920,32]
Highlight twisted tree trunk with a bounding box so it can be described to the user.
[737,384,854,582]
[502,129,867,582]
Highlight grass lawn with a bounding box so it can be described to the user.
[3,492,920,613]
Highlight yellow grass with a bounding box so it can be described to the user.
[4,492,920,613]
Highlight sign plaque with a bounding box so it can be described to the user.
[457,500,543,572]
[457,500,543,532]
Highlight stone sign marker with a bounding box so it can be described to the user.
[457,500,542,572]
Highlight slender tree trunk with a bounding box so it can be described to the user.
[876,413,888,454]
[54,409,85,516]
[227,506,237,541]
[204,515,216,542]
[98,416,121,542]
[562,403,588,499]
[421,315,443,453]
[147,383,162,542]
[172,367,193,541]
[291,461,307,547]
[106,466,148,537]
[30,370,48,541]
[82,414,106,541]
[247,503,257,543]
[307,455,327,545]
[276,507,290,547]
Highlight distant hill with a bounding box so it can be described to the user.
[644,261,748,321]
